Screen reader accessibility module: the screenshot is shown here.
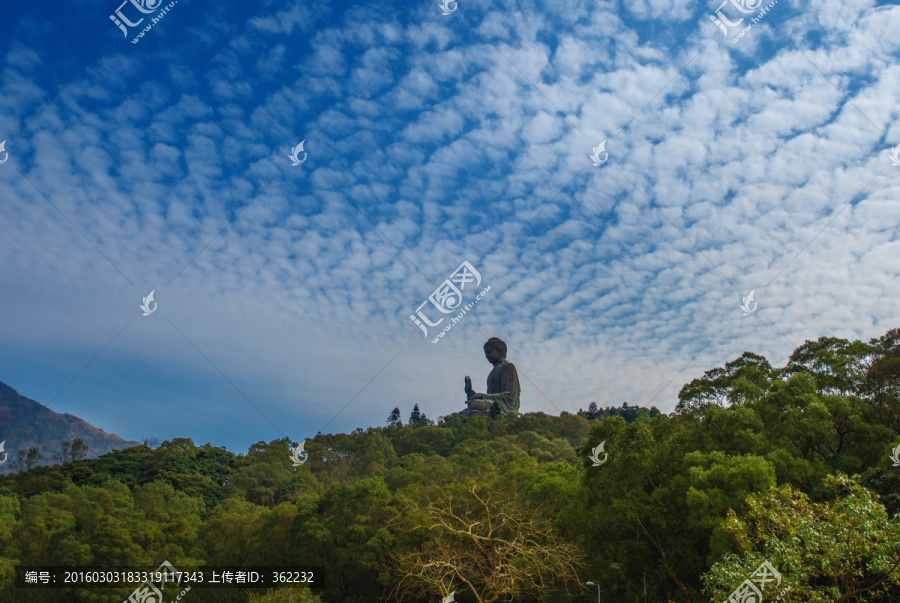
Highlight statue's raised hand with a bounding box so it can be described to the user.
[465,375,475,398]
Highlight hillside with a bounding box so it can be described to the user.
[0,382,140,474]
[0,328,898,602]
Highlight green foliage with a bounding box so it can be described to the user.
[677,351,775,413]
[702,474,900,602]
[407,404,434,428]
[229,440,297,507]
[0,328,898,602]
[391,426,455,457]
[782,336,873,396]
[387,407,403,427]
[578,402,662,423]
[289,477,398,602]
[249,587,323,602]
[866,328,900,432]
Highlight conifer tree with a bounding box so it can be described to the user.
[387,407,403,427]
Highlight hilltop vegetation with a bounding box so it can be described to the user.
[0,329,899,602]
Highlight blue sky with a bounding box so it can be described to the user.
[1,0,899,454]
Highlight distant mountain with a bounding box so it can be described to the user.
[0,381,140,473]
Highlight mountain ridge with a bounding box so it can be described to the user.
[0,380,140,472]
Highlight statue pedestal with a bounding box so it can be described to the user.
[456,405,491,417]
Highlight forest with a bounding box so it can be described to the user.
[0,328,898,602]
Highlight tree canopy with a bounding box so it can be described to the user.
[0,327,898,602]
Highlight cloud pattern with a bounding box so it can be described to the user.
[0,0,898,451]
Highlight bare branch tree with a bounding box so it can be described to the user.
[142,436,161,449]
[13,449,27,474]
[389,480,586,602]
[71,438,89,461]
[24,447,42,470]
[51,440,72,465]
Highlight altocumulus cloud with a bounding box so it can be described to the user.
[0,0,898,451]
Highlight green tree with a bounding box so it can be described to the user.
[683,451,777,560]
[407,404,434,427]
[289,477,399,602]
[200,498,267,565]
[408,404,422,425]
[676,352,774,414]
[782,336,873,396]
[866,328,900,432]
[387,407,403,427]
[576,415,711,601]
[703,473,900,602]
[0,489,21,597]
[229,440,297,507]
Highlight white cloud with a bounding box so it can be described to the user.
[1,0,898,451]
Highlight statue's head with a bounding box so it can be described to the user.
[484,337,507,360]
